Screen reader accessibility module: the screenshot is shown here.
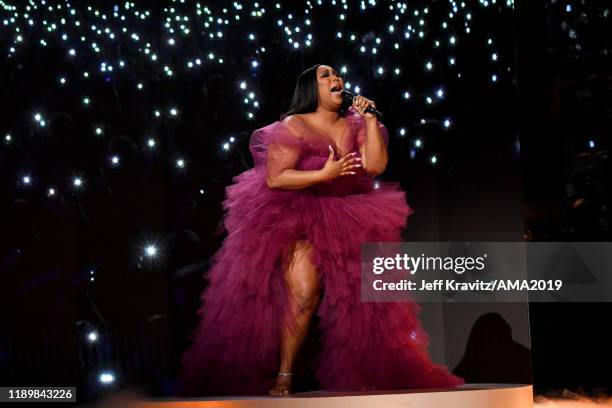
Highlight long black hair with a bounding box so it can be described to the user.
[284,64,350,118]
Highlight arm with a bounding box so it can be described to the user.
[266,167,326,190]
[266,142,361,190]
[265,116,319,190]
[266,116,361,190]
[267,147,361,190]
[358,117,389,176]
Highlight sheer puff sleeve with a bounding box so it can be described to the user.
[248,116,306,179]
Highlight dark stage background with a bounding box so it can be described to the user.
[0,0,610,403]
[518,0,612,397]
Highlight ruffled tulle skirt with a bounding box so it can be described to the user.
[175,166,464,396]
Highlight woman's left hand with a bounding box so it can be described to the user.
[352,95,377,121]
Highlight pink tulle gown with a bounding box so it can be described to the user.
[175,107,464,396]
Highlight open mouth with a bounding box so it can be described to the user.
[330,85,343,97]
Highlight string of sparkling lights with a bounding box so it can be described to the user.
[546,0,612,57]
[1,0,517,390]
[2,0,514,173]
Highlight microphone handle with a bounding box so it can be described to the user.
[344,91,383,119]
[364,105,383,119]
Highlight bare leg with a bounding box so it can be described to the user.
[269,240,321,397]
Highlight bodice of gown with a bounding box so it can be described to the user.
[296,142,376,197]
[248,107,389,198]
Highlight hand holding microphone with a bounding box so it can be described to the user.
[342,90,382,120]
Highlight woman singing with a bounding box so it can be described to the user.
[176,64,464,397]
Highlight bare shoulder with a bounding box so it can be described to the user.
[281,114,298,125]
[281,114,305,137]
[282,113,307,125]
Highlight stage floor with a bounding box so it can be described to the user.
[127,384,533,408]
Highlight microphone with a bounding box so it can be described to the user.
[342,90,383,119]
